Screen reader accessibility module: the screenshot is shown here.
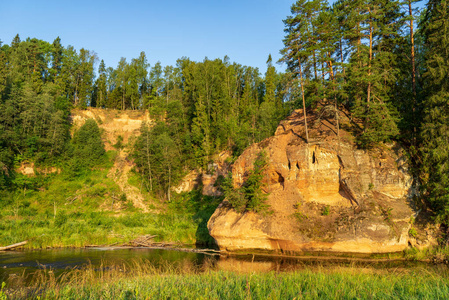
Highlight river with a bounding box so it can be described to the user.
[1,248,446,286]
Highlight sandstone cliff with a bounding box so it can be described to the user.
[208,108,415,254]
[71,108,154,212]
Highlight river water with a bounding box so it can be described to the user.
[0,248,446,285]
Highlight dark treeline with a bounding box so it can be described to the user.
[1,0,449,222]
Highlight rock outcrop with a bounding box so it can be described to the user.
[174,151,231,197]
[208,108,415,254]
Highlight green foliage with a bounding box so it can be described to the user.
[294,211,308,222]
[322,205,330,216]
[0,282,6,300]
[223,151,270,214]
[418,0,449,222]
[11,266,449,300]
[223,174,247,213]
[65,119,106,177]
[54,211,68,228]
[113,135,124,151]
[133,122,184,200]
[72,119,105,165]
[409,227,418,238]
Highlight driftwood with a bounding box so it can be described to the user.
[0,241,28,251]
[125,235,159,247]
[93,234,225,256]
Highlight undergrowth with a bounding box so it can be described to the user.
[0,150,222,249]
[2,259,449,299]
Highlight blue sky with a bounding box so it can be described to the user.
[0,0,297,73]
[0,0,426,74]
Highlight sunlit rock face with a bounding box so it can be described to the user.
[208,109,414,254]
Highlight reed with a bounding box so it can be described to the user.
[2,259,449,299]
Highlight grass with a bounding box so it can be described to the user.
[0,212,205,248]
[0,151,222,249]
[2,259,449,299]
[404,245,449,263]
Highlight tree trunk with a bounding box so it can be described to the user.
[409,0,417,144]
[366,15,373,130]
[146,131,153,191]
[313,50,318,80]
[0,241,28,251]
[328,56,340,150]
[168,165,171,202]
[298,57,309,143]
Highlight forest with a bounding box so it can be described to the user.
[0,0,448,223]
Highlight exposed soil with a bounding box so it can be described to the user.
[72,108,157,212]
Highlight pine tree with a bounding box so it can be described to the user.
[0,41,8,98]
[258,55,279,141]
[420,0,449,220]
[281,0,326,143]
[340,0,401,147]
[51,37,63,81]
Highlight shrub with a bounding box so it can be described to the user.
[54,211,68,228]
[71,119,105,168]
[223,151,269,213]
[0,282,6,300]
[119,215,144,228]
[322,205,330,216]
[409,227,418,238]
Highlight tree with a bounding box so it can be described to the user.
[281,0,325,143]
[116,57,129,110]
[51,37,63,82]
[339,0,401,147]
[133,122,182,201]
[223,151,269,213]
[94,60,108,108]
[419,0,449,221]
[258,55,281,141]
[71,119,105,168]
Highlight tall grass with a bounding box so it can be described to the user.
[2,259,449,299]
[0,211,208,248]
[0,157,221,249]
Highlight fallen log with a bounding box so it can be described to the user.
[0,241,28,251]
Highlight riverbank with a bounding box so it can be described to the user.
[2,259,448,299]
[0,163,222,249]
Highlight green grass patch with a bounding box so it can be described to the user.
[3,263,449,299]
[0,173,222,248]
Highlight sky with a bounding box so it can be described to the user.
[0,0,427,74]
[0,0,299,74]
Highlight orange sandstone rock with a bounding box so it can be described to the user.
[208,109,414,254]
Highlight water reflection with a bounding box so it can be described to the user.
[216,254,443,273]
[0,248,205,283]
[1,248,447,285]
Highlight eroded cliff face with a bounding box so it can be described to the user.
[71,108,155,212]
[173,151,231,197]
[208,109,415,254]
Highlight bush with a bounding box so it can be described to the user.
[54,211,68,228]
[119,215,144,228]
[71,119,105,169]
[223,151,269,213]
[88,212,113,229]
